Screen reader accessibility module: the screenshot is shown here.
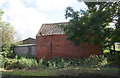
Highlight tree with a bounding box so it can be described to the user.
[0,10,15,52]
[62,1,120,52]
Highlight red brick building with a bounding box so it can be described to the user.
[36,22,102,59]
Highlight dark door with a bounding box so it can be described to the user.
[50,42,52,54]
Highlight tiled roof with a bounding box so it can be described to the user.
[23,37,36,41]
[37,22,68,36]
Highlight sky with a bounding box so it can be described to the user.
[0,0,87,40]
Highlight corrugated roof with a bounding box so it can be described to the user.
[37,22,68,36]
[16,44,36,47]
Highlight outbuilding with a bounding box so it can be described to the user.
[36,22,102,59]
[14,37,36,57]
[14,44,36,57]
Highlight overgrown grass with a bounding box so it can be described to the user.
[0,52,119,76]
[2,69,56,76]
[1,53,119,69]
[37,55,114,69]
[1,67,119,76]
[1,56,38,69]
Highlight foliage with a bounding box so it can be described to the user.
[0,55,5,68]
[0,9,15,52]
[1,54,119,70]
[4,58,22,69]
[38,55,109,69]
[0,50,16,58]
[2,56,38,69]
[18,57,38,67]
[62,2,120,51]
[46,57,69,68]
[0,9,23,59]
[104,52,120,67]
[38,58,48,68]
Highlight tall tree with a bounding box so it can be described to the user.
[0,10,15,52]
[62,1,120,52]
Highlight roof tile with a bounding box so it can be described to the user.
[37,22,68,36]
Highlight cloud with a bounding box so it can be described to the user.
[36,0,77,11]
[0,0,87,39]
[0,0,46,39]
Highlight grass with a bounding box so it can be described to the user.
[1,67,119,76]
[1,53,119,76]
[1,68,56,76]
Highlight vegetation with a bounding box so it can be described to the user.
[0,56,38,69]
[0,9,23,59]
[0,2,119,76]
[0,54,119,69]
[2,66,119,76]
[61,2,120,52]
[0,10,15,52]
[1,55,119,76]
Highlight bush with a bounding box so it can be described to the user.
[3,56,38,69]
[2,53,119,70]
[0,55,5,68]
[104,52,120,67]
[83,55,106,67]
[18,57,38,67]
[38,58,48,68]
[38,57,69,69]
[47,57,68,68]
[38,56,107,69]
[0,51,16,58]
[4,58,21,69]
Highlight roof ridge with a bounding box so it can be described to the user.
[42,22,69,25]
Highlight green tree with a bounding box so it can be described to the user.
[62,2,120,52]
[0,10,15,52]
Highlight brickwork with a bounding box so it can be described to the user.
[36,35,102,59]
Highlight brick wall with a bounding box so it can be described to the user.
[36,35,102,59]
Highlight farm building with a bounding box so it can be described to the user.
[14,37,36,57]
[36,22,102,59]
[23,37,36,44]
[14,44,36,56]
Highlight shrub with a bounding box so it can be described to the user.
[37,56,107,69]
[3,56,38,69]
[3,53,119,70]
[83,55,105,67]
[0,55,5,68]
[0,51,10,58]
[38,57,68,69]
[0,51,16,58]
[104,52,120,67]
[4,58,22,69]
[18,57,38,68]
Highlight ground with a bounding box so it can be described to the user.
[0,67,119,76]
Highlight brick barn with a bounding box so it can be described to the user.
[36,22,102,59]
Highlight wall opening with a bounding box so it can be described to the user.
[50,42,52,54]
[56,44,59,47]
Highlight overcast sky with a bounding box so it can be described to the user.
[0,0,87,40]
